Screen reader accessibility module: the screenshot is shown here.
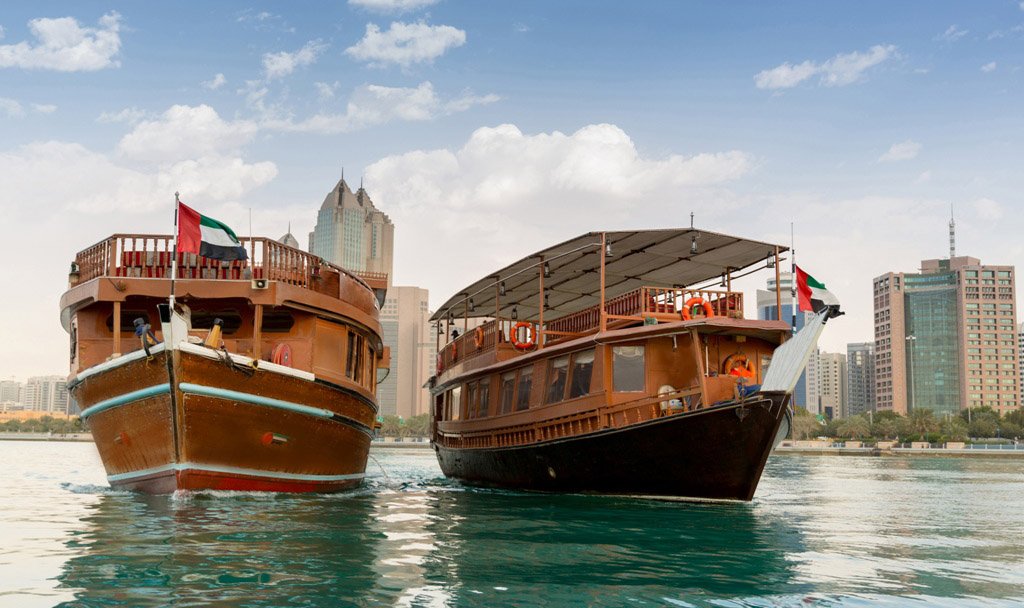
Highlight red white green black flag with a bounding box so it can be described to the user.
[176,201,248,261]
[795,265,840,314]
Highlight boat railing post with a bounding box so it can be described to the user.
[599,233,607,332]
[537,255,545,349]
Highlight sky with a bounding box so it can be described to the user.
[1,0,1023,379]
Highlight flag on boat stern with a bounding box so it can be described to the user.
[177,202,247,261]
[795,265,840,315]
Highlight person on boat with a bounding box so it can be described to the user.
[451,328,460,341]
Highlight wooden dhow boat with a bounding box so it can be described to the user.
[61,231,388,493]
[428,228,837,501]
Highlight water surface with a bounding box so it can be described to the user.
[1,441,1021,607]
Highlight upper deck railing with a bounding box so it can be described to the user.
[70,234,387,296]
[436,286,744,376]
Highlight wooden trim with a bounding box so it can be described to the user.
[690,329,708,408]
[113,301,121,355]
[253,303,263,359]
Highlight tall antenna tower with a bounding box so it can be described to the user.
[948,203,956,258]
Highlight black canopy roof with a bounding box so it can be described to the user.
[430,228,787,323]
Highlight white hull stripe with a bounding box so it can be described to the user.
[73,343,167,384]
[177,341,315,381]
[179,382,336,420]
[79,384,172,419]
[108,462,366,483]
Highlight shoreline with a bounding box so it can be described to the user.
[775,446,1024,458]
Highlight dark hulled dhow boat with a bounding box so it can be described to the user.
[61,230,389,493]
[428,228,836,501]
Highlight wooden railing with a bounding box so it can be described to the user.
[437,385,705,450]
[434,286,745,376]
[70,234,385,297]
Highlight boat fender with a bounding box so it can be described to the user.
[658,384,679,412]
[473,326,485,349]
[681,297,714,321]
[271,343,292,367]
[723,353,755,378]
[510,322,536,350]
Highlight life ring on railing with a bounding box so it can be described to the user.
[681,297,714,321]
[436,353,443,374]
[722,353,755,378]
[271,343,292,367]
[451,340,458,361]
[510,322,536,350]
[473,326,485,349]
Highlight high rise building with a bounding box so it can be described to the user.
[377,286,436,418]
[0,379,24,412]
[23,376,69,414]
[817,352,848,419]
[846,342,876,417]
[308,177,394,283]
[874,255,1018,416]
[757,272,819,411]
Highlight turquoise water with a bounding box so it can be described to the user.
[1,442,1022,607]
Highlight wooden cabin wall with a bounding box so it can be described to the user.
[645,335,702,397]
[705,335,775,381]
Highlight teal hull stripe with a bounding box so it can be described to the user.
[179,383,335,420]
[107,462,366,483]
[79,384,171,419]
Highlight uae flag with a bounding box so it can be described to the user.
[177,202,247,261]
[796,265,840,314]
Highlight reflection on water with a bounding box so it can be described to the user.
[1,442,1022,607]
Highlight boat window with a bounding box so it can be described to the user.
[568,349,595,398]
[613,345,645,392]
[452,385,462,420]
[546,355,570,403]
[191,310,243,335]
[105,310,150,333]
[477,379,490,418]
[366,346,376,389]
[261,311,295,332]
[466,383,478,419]
[515,368,533,411]
[499,372,516,414]
[346,333,364,381]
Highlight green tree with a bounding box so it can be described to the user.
[908,408,938,436]
[790,408,822,440]
[968,413,998,438]
[1000,422,1022,440]
[836,416,870,439]
[379,415,401,438]
[405,414,431,438]
[940,416,968,442]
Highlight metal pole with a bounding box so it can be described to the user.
[790,222,796,333]
[774,246,782,321]
[170,192,180,309]
[538,256,545,349]
[599,233,607,332]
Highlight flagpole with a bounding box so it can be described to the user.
[170,192,180,310]
[790,222,796,333]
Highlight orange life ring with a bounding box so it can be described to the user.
[510,322,536,350]
[436,353,443,374]
[681,297,715,321]
[723,353,755,378]
[271,343,292,367]
[473,326,485,349]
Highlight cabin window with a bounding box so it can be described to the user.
[346,333,365,381]
[568,349,595,398]
[190,310,243,335]
[105,310,151,333]
[449,386,462,421]
[613,345,645,392]
[546,356,571,403]
[367,346,376,390]
[515,368,533,411]
[499,372,516,414]
[261,311,295,332]
[477,379,490,418]
[466,383,478,419]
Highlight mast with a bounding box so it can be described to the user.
[790,222,796,333]
[170,192,180,309]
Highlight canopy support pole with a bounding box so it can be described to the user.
[774,246,782,322]
[599,233,607,332]
[537,256,545,349]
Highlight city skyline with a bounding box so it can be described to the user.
[2,2,1024,378]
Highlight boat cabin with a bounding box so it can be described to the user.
[61,234,390,393]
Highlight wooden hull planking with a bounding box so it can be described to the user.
[435,392,789,501]
[74,349,374,494]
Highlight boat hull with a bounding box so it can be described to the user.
[434,392,789,501]
[73,348,375,494]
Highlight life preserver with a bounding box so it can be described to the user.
[510,322,536,350]
[681,297,715,321]
[436,353,443,374]
[473,326,485,349]
[271,343,292,367]
[723,353,755,378]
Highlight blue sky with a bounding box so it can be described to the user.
[1,1,1023,377]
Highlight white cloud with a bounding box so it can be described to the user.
[262,40,327,80]
[314,81,340,100]
[0,25,5,40]
[513,22,531,33]
[31,103,56,114]
[981,61,997,73]
[348,0,440,14]
[96,107,146,124]
[362,123,752,293]
[0,12,122,71]
[345,22,466,67]
[879,140,922,162]
[936,25,968,42]
[755,44,896,89]
[117,104,258,163]
[202,73,226,90]
[973,198,1003,221]
[0,97,25,117]
[914,171,932,184]
[263,82,499,133]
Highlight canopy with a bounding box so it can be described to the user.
[431,228,787,323]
